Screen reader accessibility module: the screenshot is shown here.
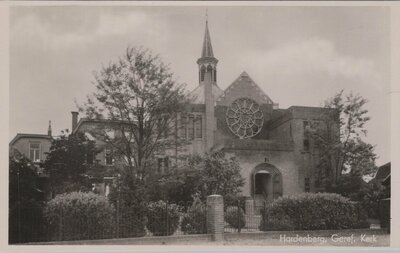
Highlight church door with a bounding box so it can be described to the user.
[252,163,282,207]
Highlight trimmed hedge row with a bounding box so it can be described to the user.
[44,191,115,240]
[44,192,187,239]
[260,193,369,231]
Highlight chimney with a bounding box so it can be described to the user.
[71,111,79,131]
[47,120,52,136]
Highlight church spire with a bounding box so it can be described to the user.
[201,19,214,58]
[197,16,218,84]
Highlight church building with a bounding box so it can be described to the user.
[175,20,339,207]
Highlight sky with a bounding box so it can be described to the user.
[9,5,390,166]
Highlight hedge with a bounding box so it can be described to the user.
[44,191,115,241]
[146,200,181,236]
[260,193,369,231]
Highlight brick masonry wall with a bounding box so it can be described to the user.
[207,195,224,241]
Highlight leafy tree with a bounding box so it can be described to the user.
[184,152,245,201]
[9,153,42,205]
[308,90,377,189]
[78,47,188,188]
[328,171,388,219]
[9,153,45,243]
[43,130,99,195]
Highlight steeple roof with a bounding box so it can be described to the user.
[201,21,214,58]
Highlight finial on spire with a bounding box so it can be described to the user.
[206,8,208,23]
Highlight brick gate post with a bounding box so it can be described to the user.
[206,195,224,241]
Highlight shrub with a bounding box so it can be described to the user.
[225,206,245,229]
[44,191,115,241]
[146,200,181,236]
[260,193,367,231]
[181,197,207,234]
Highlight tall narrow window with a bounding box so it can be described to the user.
[195,115,202,138]
[303,139,310,151]
[200,66,206,82]
[105,147,113,166]
[164,157,169,173]
[303,121,310,137]
[305,177,310,192]
[188,115,194,140]
[179,115,187,139]
[29,143,40,162]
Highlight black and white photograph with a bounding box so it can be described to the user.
[3,2,398,248]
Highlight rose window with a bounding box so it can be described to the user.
[226,98,264,139]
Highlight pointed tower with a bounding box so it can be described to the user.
[47,120,52,137]
[197,19,218,151]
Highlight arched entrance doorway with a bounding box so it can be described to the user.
[252,163,282,205]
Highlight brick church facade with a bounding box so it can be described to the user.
[172,20,339,206]
[10,20,338,203]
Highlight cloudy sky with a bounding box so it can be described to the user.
[10,5,390,165]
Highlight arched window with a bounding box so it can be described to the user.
[214,69,217,82]
[207,65,213,81]
[200,65,206,82]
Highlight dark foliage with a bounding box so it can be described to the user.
[260,193,368,231]
[43,131,99,195]
[225,206,245,229]
[146,200,181,236]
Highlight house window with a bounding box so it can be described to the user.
[188,115,194,140]
[29,143,41,162]
[195,115,202,139]
[303,121,310,137]
[157,156,169,174]
[105,147,113,166]
[303,139,310,151]
[305,177,310,192]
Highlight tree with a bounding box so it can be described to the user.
[184,152,245,201]
[9,152,45,243]
[308,90,377,189]
[9,153,42,206]
[43,130,99,195]
[78,47,188,188]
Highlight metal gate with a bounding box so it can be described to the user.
[223,198,267,233]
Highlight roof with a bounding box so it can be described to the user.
[374,162,391,180]
[9,133,52,146]
[201,20,214,58]
[189,83,224,104]
[72,118,136,134]
[216,71,274,105]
